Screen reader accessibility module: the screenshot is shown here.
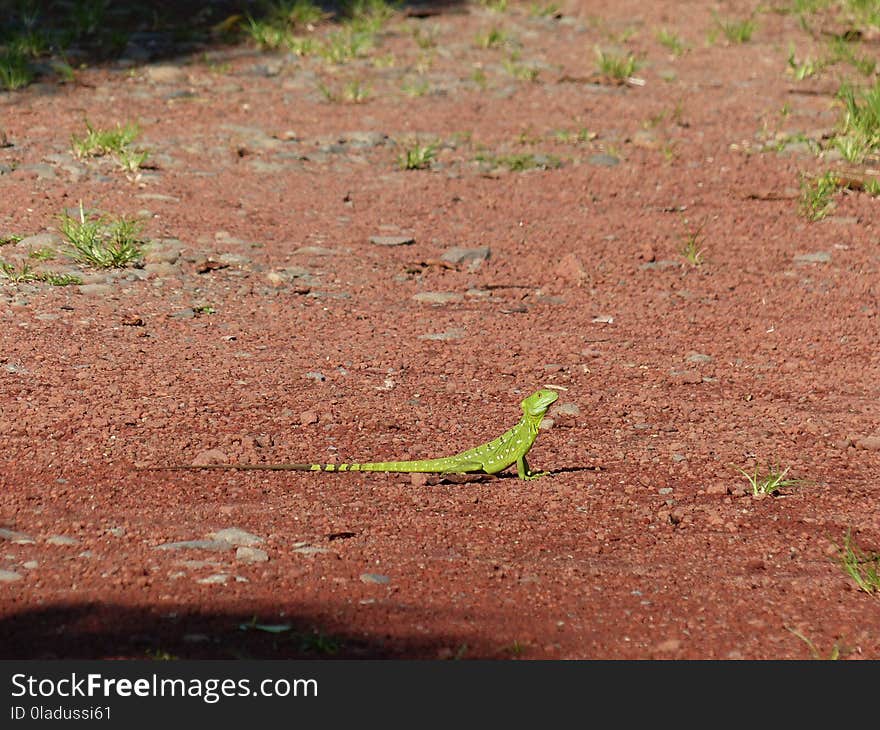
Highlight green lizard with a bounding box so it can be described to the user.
[143,388,559,480]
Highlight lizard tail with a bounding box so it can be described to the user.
[139,459,478,473]
[139,463,321,471]
[139,463,403,472]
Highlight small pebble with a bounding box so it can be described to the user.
[360,573,390,585]
[235,546,269,563]
[369,235,415,246]
[209,528,264,546]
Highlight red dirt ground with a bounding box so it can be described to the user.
[2,0,880,659]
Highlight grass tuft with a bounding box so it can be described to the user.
[71,119,150,173]
[0,49,35,90]
[71,120,139,158]
[786,627,841,660]
[594,48,641,79]
[657,28,687,56]
[342,78,370,103]
[680,222,705,266]
[734,463,801,496]
[475,151,562,171]
[528,2,560,18]
[503,54,540,82]
[835,80,880,162]
[59,202,144,269]
[836,531,880,594]
[475,27,508,49]
[399,141,439,170]
[0,259,82,286]
[715,15,756,43]
[799,171,840,221]
[401,77,430,97]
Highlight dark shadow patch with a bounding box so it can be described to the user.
[0,601,504,660]
[0,0,471,77]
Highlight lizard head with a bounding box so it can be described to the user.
[521,388,559,418]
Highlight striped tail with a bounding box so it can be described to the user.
[140,458,473,473]
[311,459,465,473]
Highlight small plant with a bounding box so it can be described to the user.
[553,128,595,144]
[480,0,508,12]
[837,531,880,595]
[70,0,109,38]
[193,304,216,315]
[788,0,831,14]
[475,27,507,49]
[528,2,560,18]
[59,202,144,269]
[117,148,151,174]
[51,59,76,84]
[844,0,880,28]
[833,134,868,163]
[680,222,705,266]
[503,55,539,82]
[0,234,23,246]
[299,630,340,654]
[398,141,438,170]
[835,80,880,161]
[0,49,34,90]
[0,260,38,283]
[470,66,488,88]
[410,24,438,49]
[7,28,50,59]
[828,37,876,76]
[594,48,641,80]
[244,16,290,50]
[71,120,150,173]
[319,29,373,63]
[344,0,399,34]
[401,77,430,97]
[734,463,801,496]
[715,15,756,44]
[40,271,82,286]
[661,140,677,161]
[242,0,327,49]
[800,171,840,221]
[787,46,825,80]
[786,627,841,660]
[316,80,337,102]
[342,79,370,103]
[145,648,178,660]
[28,247,55,261]
[288,36,316,56]
[413,50,433,74]
[0,260,81,286]
[657,28,687,56]
[475,151,562,171]
[271,0,326,28]
[71,120,139,158]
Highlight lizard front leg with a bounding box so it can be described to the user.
[516,454,549,480]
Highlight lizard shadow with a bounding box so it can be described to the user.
[437,465,603,484]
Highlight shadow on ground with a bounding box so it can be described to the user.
[1,0,470,71]
[0,601,501,659]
